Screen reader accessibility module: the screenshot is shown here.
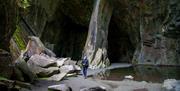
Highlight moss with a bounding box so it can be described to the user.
[13,25,26,50]
[38,77,49,80]
[0,76,8,80]
[18,0,30,9]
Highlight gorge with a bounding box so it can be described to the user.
[0,0,180,91]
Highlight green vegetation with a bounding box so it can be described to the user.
[0,76,8,80]
[13,25,26,50]
[38,77,49,80]
[18,0,30,9]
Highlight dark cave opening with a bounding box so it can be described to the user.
[41,15,88,61]
[54,16,88,60]
[107,17,134,63]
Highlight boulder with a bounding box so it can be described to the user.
[24,36,56,58]
[80,86,106,91]
[124,75,134,80]
[15,57,37,83]
[74,65,81,71]
[56,58,68,67]
[38,67,60,77]
[13,67,25,81]
[60,65,76,73]
[29,64,59,77]
[28,54,57,68]
[163,79,180,91]
[48,73,67,81]
[48,84,72,91]
[0,83,8,91]
[44,47,56,57]
[63,58,76,65]
[27,59,59,77]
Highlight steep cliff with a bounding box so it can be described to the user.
[0,0,17,51]
[133,0,180,65]
[16,0,93,60]
[10,0,180,68]
[0,0,17,78]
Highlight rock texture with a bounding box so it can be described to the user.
[0,50,13,78]
[21,0,91,60]
[14,57,37,82]
[0,0,17,51]
[0,0,17,78]
[132,0,180,65]
[48,84,72,91]
[83,0,113,69]
[8,0,180,69]
[13,36,81,81]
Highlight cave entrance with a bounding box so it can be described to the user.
[55,16,88,60]
[107,16,134,63]
[41,16,88,60]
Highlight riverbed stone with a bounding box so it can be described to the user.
[63,58,76,65]
[133,88,148,91]
[60,65,76,73]
[28,54,56,68]
[48,84,72,91]
[48,73,67,81]
[15,57,37,82]
[56,58,68,67]
[27,60,59,77]
[80,86,106,91]
[37,67,59,77]
[24,36,56,58]
[163,79,180,91]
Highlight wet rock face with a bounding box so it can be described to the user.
[162,0,180,59]
[163,0,180,39]
[133,0,180,65]
[108,16,136,63]
[16,0,180,66]
[0,49,13,78]
[40,17,88,60]
[80,87,106,91]
[20,0,90,60]
[0,0,17,51]
[0,0,17,78]
[58,0,93,26]
[48,84,72,91]
[83,0,113,68]
[20,0,139,64]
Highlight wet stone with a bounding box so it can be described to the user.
[0,49,13,78]
[48,84,72,91]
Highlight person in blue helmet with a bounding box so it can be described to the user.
[82,56,89,79]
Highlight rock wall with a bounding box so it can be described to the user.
[108,0,140,63]
[12,0,93,60]
[83,0,113,68]
[0,0,17,78]
[0,0,17,51]
[9,0,180,68]
[133,0,180,65]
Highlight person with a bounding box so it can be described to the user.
[82,56,89,79]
